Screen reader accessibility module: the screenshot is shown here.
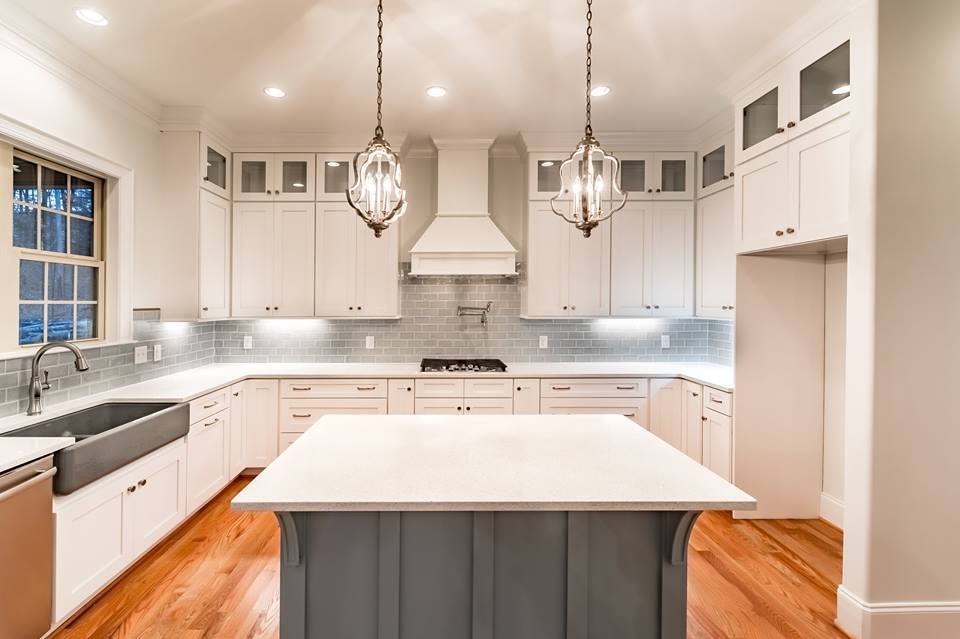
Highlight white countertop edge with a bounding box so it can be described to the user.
[0,437,74,473]
[231,499,757,513]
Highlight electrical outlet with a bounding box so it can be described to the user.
[365,336,375,349]
[153,344,162,362]
[539,336,548,349]
[243,335,253,350]
[134,346,147,364]
[661,334,671,349]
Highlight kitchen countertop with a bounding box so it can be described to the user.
[231,414,756,512]
[0,361,733,435]
[0,437,74,474]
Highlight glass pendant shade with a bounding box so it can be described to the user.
[347,134,407,237]
[550,134,626,237]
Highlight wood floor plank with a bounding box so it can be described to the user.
[52,479,845,639]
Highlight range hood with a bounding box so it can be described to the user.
[409,139,517,276]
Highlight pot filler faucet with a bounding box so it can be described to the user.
[27,341,90,416]
[457,302,493,326]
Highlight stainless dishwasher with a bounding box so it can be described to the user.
[0,455,56,639]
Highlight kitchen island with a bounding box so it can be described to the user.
[234,414,754,639]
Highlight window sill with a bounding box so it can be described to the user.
[0,339,137,363]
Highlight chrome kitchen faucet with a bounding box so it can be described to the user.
[27,341,90,416]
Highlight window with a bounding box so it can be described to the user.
[12,152,104,346]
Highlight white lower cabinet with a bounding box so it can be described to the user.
[54,440,187,622]
[278,381,389,451]
[464,397,514,415]
[650,378,684,450]
[414,397,464,415]
[243,379,279,467]
[388,379,415,414]
[513,379,540,414]
[228,382,245,477]
[415,378,514,415]
[186,409,230,514]
[539,397,650,428]
[703,408,733,481]
[682,381,704,462]
[279,432,300,454]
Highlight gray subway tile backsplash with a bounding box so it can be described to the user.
[0,276,733,416]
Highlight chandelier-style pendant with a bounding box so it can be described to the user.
[549,0,627,238]
[346,0,407,238]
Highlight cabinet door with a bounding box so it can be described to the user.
[233,153,274,201]
[613,152,653,200]
[696,188,736,318]
[388,379,415,414]
[513,379,540,414]
[243,379,279,468]
[464,397,514,415]
[528,153,567,200]
[682,382,704,462]
[130,442,186,556]
[274,203,315,316]
[703,408,733,481]
[698,131,734,198]
[317,154,355,202]
[200,134,230,199]
[229,383,245,478]
[789,114,851,244]
[568,217,610,316]
[650,378,684,449]
[525,204,569,316]
[199,191,231,319]
[735,144,791,253]
[315,204,358,316]
[610,202,650,316]
[735,67,791,164]
[275,153,316,201]
[789,24,851,139]
[186,412,228,513]
[414,398,464,415]
[653,152,694,200]
[647,202,694,316]
[232,202,275,317]
[355,218,400,317]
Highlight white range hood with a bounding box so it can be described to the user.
[409,139,518,276]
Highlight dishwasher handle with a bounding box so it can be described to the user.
[0,467,57,505]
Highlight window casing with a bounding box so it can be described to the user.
[11,151,105,346]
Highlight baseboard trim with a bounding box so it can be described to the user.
[837,585,960,638]
[819,492,844,529]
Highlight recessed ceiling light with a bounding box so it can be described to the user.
[74,8,109,26]
[426,86,447,98]
[292,182,305,188]
[326,161,341,167]
[540,161,555,167]
[832,84,851,95]
[590,85,611,97]
[263,86,286,99]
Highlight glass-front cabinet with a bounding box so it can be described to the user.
[528,153,571,200]
[653,152,694,200]
[233,153,316,201]
[199,134,230,199]
[316,154,356,202]
[698,131,734,198]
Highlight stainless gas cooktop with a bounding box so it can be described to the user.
[419,358,507,373]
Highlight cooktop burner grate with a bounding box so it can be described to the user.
[420,358,507,373]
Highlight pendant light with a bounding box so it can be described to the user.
[549,0,627,238]
[347,0,407,238]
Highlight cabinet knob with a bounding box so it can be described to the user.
[721,174,729,180]
[127,485,137,493]
[645,305,652,309]
[721,305,728,310]
[517,387,522,391]
[647,189,653,193]
[653,305,660,309]
[571,305,576,310]
[466,406,471,411]
[728,171,734,177]
[729,305,735,310]
[349,306,354,310]
[457,406,462,411]
[202,176,209,182]
[692,392,699,397]
[274,306,279,310]
[776,126,786,134]
[785,227,795,234]
[562,305,568,310]
[406,387,412,392]
[775,230,784,237]
[655,188,661,193]
[265,306,270,311]
[786,121,797,128]
[138,479,147,487]
[702,416,708,421]
[357,306,362,310]
[202,306,209,311]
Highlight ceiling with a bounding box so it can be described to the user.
[11,0,821,138]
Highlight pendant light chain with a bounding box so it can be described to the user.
[584,0,593,137]
[375,0,384,138]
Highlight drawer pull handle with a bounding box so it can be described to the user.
[204,418,220,427]
[356,386,377,391]
[616,385,634,390]
[622,413,635,417]
[202,401,219,409]
[711,398,723,404]
[552,386,571,391]
[291,386,312,391]
[292,413,313,418]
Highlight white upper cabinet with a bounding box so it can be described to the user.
[315,204,399,318]
[698,131,734,198]
[200,134,230,199]
[612,152,653,200]
[652,152,695,200]
[696,188,736,318]
[735,144,791,252]
[528,152,572,200]
[610,202,694,317]
[198,191,231,319]
[232,202,316,317]
[233,153,316,201]
[316,154,355,202]
[735,69,790,164]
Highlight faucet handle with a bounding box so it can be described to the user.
[41,370,51,391]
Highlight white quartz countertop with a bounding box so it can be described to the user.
[0,437,74,474]
[0,361,733,435]
[232,414,755,512]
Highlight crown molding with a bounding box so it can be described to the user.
[230,131,408,154]
[520,129,698,153]
[692,108,734,147]
[157,106,235,147]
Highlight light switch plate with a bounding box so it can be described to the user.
[661,334,670,349]
[365,336,375,349]
[153,344,162,361]
[134,346,147,364]
[243,335,253,350]
[539,336,548,349]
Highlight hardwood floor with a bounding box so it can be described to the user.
[52,479,844,639]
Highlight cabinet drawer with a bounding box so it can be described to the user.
[279,432,301,454]
[279,398,388,433]
[280,379,387,398]
[414,398,464,414]
[464,378,514,398]
[540,378,648,398]
[540,397,649,428]
[704,387,733,416]
[415,378,465,398]
[464,397,514,414]
[189,389,229,424]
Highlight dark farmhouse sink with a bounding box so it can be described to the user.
[1,402,189,494]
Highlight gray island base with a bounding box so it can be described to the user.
[233,415,755,639]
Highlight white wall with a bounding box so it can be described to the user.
[821,253,847,524]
